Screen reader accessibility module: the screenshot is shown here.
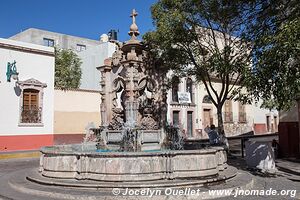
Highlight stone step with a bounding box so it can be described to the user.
[0,167,255,200]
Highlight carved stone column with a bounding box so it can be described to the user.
[98,59,112,127]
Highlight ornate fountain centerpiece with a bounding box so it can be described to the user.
[97,9,168,151]
[36,10,231,186]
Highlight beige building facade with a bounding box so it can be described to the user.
[53,88,101,144]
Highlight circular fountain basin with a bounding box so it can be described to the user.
[39,144,227,182]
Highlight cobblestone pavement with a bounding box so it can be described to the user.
[224,157,300,200]
[0,157,39,177]
[0,157,299,200]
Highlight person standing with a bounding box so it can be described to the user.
[204,124,220,145]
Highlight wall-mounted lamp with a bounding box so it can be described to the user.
[6,61,19,82]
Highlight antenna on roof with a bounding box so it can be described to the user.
[108,29,118,41]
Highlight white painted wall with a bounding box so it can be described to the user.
[0,38,54,136]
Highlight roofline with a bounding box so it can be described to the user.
[0,40,54,57]
[10,28,101,43]
[55,87,101,93]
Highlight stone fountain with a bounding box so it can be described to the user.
[96,9,167,151]
[36,9,233,186]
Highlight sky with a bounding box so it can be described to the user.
[0,0,157,42]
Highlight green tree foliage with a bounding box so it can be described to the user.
[144,0,252,134]
[243,0,300,110]
[54,48,82,89]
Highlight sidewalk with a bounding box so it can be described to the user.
[0,150,40,160]
[276,159,300,176]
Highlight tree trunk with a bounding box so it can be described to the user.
[217,106,224,135]
[217,105,230,152]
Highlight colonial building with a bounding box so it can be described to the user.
[167,77,278,138]
[0,38,55,151]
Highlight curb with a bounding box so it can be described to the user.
[276,164,300,176]
[0,151,40,160]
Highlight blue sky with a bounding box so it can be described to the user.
[0,0,157,42]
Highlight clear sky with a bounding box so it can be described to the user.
[0,0,157,42]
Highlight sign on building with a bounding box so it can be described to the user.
[178,92,191,104]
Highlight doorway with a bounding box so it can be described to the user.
[187,111,193,137]
[203,109,213,128]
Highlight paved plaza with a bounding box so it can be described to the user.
[0,156,299,200]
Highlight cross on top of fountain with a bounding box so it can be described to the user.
[128,9,140,41]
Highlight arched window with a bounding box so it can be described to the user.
[186,78,193,103]
[203,95,212,104]
[171,76,179,102]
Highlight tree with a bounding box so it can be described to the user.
[242,0,300,110]
[55,48,82,89]
[144,0,252,134]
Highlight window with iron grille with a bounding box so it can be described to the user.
[21,89,41,123]
[18,78,47,126]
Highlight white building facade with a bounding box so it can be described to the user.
[0,38,55,151]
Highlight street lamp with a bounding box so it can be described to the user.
[6,61,19,82]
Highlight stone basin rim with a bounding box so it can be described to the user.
[40,145,223,157]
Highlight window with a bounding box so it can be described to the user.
[173,111,180,127]
[238,102,246,122]
[274,116,278,132]
[43,38,54,47]
[21,89,41,123]
[203,95,212,103]
[18,78,47,126]
[186,78,193,103]
[224,100,233,122]
[171,76,180,102]
[76,44,86,52]
[187,111,193,137]
[266,116,271,132]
